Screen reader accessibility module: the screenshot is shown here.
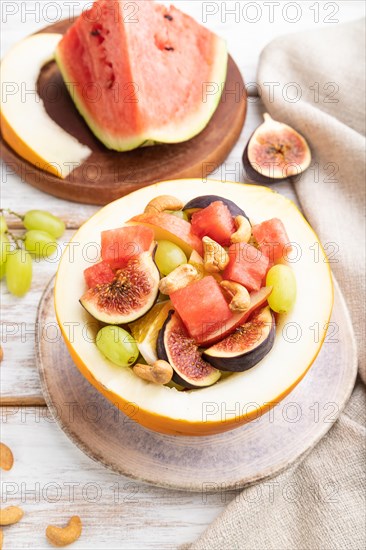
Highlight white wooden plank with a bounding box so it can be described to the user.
[0,409,232,549]
[1,231,74,403]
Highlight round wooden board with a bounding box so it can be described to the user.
[36,276,357,492]
[0,20,247,205]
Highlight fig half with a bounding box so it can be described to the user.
[203,306,275,372]
[80,250,160,324]
[243,113,311,184]
[184,195,249,222]
[157,311,221,389]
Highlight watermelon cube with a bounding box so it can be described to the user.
[191,201,236,246]
[252,218,291,263]
[223,243,269,292]
[101,226,154,269]
[170,276,232,343]
[84,261,115,289]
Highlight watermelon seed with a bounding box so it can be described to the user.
[164,14,173,21]
[164,46,174,51]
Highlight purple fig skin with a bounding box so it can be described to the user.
[202,309,275,372]
[157,311,221,389]
[184,195,250,222]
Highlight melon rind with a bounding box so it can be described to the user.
[55,180,334,436]
[0,34,92,178]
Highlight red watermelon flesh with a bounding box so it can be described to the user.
[252,218,292,263]
[55,0,228,151]
[170,276,232,344]
[191,201,236,246]
[224,243,269,292]
[101,226,154,269]
[84,261,115,288]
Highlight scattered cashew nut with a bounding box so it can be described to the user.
[133,360,173,385]
[203,237,229,273]
[0,443,14,471]
[159,264,198,294]
[221,281,251,312]
[231,215,252,244]
[144,195,184,214]
[0,506,24,526]
[46,516,82,547]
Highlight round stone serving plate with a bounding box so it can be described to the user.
[36,276,357,492]
[0,20,247,205]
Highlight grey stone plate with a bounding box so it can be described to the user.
[36,277,357,492]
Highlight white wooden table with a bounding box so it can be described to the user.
[1,2,364,548]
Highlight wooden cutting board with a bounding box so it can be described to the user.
[0,20,247,206]
[36,276,357,491]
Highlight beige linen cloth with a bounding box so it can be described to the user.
[185,19,366,550]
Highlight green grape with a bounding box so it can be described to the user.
[166,210,189,221]
[6,249,33,297]
[96,326,139,367]
[266,264,297,314]
[0,215,8,234]
[154,240,187,276]
[24,230,58,258]
[23,210,65,238]
[0,234,11,280]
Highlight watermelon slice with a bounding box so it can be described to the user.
[55,0,228,151]
[84,261,115,288]
[224,243,269,292]
[101,226,154,269]
[170,276,232,344]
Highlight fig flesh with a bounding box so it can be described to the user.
[157,311,221,389]
[203,306,275,372]
[198,286,272,347]
[184,195,249,222]
[243,113,311,184]
[80,250,160,324]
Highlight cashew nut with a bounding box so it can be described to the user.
[0,506,24,526]
[231,215,252,244]
[159,264,198,294]
[46,516,82,547]
[0,529,3,549]
[203,237,229,273]
[144,195,184,214]
[0,443,14,471]
[133,360,173,385]
[0,346,3,362]
[221,281,251,312]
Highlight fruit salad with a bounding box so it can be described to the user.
[79,194,297,390]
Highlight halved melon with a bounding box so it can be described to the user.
[55,0,228,150]
[0,34,91,178]
[55,180,333,436]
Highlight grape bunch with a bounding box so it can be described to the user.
[0,209,65,297]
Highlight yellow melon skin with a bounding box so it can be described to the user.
[1,111,61,177]
[55,180,333,436]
